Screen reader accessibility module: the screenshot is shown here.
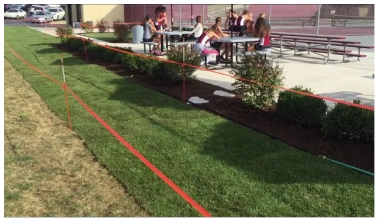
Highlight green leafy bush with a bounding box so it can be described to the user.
[86,43,107,60]
[81,21,94,33]
[322,99,374,141]
[231,54,284,109]
[276,85,328,127]
[55,25,73,42]
[66,38,85,51]
[162,46,201,82]
[96,18,108,33]
[113,19,131,41]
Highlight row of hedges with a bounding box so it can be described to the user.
[57,27,201,84]
[232,55,374,142]
[57,26,373,142]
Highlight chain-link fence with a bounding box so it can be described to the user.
[124,4,374,36]
[206,4,374,36]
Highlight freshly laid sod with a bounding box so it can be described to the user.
[4,26,374,217]
[83,32,132,42]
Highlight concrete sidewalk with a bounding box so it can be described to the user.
[31,26,375,107]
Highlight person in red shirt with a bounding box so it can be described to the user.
[154,6,167,47]
[248,20,270,51]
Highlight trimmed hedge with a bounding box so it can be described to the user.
[323,99,374,141]
[276,85,328,127]
[60,37,199,82]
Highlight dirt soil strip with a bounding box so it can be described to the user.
[4,59,149,217]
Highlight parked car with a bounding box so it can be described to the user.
[48,7,65,21]
[29,5,41,12]
[31,11,54,23]
[33,6,49,12]
[4,9,26,19]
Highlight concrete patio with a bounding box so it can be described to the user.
[32,26,375,108]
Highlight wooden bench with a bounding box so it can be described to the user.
[141,41,158,55]
[301,18,317,27]
[331,15,348,26]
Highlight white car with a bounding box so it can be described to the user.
[48,7,65,21]
[29,5,41,12]
[31,11,54,23]
[33,6,49,12]
[4,9,26,19]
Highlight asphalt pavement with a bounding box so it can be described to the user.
[4,18,66,27]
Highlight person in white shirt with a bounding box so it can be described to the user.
[184,15,204,41]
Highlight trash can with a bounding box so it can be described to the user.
[73,22,81,28]
[132,25,143,44]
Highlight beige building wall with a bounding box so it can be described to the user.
[82,4,124,23]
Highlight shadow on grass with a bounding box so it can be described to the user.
[49,56,88,66]
[201,121,374,184]
[107,77,373,185]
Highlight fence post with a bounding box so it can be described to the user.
[316,4,322,36]
[182,42,186,104]
[60,54,72,130]
[268,4,272,24]
[179,4,182,31]
[202,5,204,26]
[81,38,88,61]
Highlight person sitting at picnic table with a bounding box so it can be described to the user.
[233,9,250,36]
[245,12,255,37]
[247,19,270,52]
[194,29,221,66]
[210,17,232,62]
[225,10,238,31]
[254,12,270,36]
[180,15,203,42]
[143,15,162,55]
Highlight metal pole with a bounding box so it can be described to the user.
[316,4,321,36]
[191,5,193,26]
[171,4,173,28]
[179,4,182,31]
[231,4,233,38]
[268,4,272,24]
[202,4,204,27]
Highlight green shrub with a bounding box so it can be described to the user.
[96,18,108,33]
[81,21,94,33]
[136,57,160,75]
[162,46,201,82]
[276,85,328,127]
[86,43,107,59]
[66,38,85,51]
[113,19,131,41]
[231,54,284,109]
[55,25,73,42]
[322,99,374,141]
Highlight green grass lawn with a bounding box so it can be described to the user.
[83,32,132,42]
[4,26,374,217]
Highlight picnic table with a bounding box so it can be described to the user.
[155,30,192,53]
[214,36,259,67]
